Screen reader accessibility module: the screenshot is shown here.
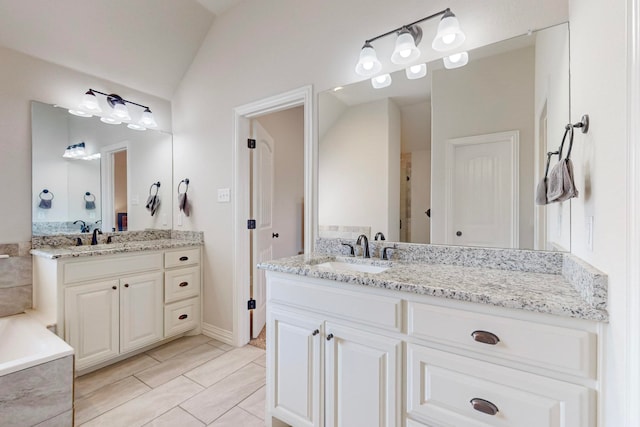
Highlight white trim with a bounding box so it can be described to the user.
[232,86,314,347]
[201,322,234,345]
[626,0,640,425]
[443,130,520,248]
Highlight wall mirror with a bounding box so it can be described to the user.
[31,101,173,235]
[319,22,570,251]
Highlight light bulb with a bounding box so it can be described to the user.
[100,116,122,125]
[371,74,392,89]
[139,108,158,128]
[442,34,456,45]
[432,10,466,52]
[443,51,469,69]
[355,43,382,76]
[391,28,420,65]
[112,102,131,121]
[406,63,427,79]
[80,90,102,113]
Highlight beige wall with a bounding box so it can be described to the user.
[0,45,172,244]
[431,46,535,248]
[569,0,628,425]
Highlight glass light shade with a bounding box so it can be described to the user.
[391,29,421,64]
[68,109,92,117]
[371,74,392,89]
[355,43,382,76]
[432,12,466,52]
[406,63,427,79]
[100,116,122,125]
[127,123,146,131]
[443,51,469,69]
[80,90,102,113]
[139,108,158,128]
[112,102,131,121]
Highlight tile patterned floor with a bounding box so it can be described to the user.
[73,335,266,426]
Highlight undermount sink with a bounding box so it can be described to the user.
[315,261,389,274]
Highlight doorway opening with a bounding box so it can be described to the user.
[233,86,314,347]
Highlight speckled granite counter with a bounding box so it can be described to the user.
[30,239,202,259]
[258,253,609,322]
[30,230,204,259]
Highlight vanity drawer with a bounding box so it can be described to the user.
[407,302,596,378]
[64,252,163,284]
[164,298,199,337]
[406,344,595,427]
[164,266,200,303]
[267,274,402,332]
[165,248,200,268]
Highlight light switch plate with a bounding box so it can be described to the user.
[131,194,140,205]
[218,188,230,203]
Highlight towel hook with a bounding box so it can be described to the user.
[149,181,161,196]
[572,114,589,134]
[178,178,190,194]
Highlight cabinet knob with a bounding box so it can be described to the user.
[312,329,319,336]
[326,333,334,341]
[178,314,188,320]
[456,231,462,237]
[112,286,117,290]
[179,281,189,287]
[471,330,500,345]
[124,284,129,288]
[470,398,499,415]
[179,256,189,261]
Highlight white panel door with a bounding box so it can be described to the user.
[325,322,402,427]
[120,272,164,353]
[445,131,519,248]
[252,121,274,338]
[268,309,322,427]
[64,279,119,369]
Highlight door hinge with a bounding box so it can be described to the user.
[247,298,256,310]
[247,219,256,229]
[247,138,256,149]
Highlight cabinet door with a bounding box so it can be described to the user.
[267,308,322,427]
[64,279,119,370]
[120,272,164,353]
[325,322,402,427]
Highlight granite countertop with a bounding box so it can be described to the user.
[258,253,609,322]
[30,239,202,259]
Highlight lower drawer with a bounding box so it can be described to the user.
[406,344,595,427]
[164,266,200,303]
[164,298,199,337]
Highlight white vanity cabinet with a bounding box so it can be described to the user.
[265,271,599,427]
[266,273,403,427]
[33,246,202,372]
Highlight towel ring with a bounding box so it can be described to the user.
[149,182,161,196]
[84,192,96,202]
[39,189,54,200]
[178,178,189,194]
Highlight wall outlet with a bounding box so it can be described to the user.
[586,216,594,251]
[217,188,230,203]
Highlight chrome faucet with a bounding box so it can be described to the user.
[356,234,370,258]
[91,228,103,245]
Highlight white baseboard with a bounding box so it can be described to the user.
[202,322,234,346]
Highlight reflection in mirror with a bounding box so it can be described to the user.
[319,23,570,251]
[31,101,172,235]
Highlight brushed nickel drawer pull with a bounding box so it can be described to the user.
[179,281,189,287]
[471,330,500,345]
[178,314,188,320]
[470,398,499,415]
[179,256,189,261]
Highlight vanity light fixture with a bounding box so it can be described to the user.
[406,63,427,79]
[371,73,392,89]
[63,142,87,158]
[443,51,469,69]
[355,8,465,77]
[68,89,158,130]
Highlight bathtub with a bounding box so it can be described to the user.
[0,314,74,426]
[0,313,73,376]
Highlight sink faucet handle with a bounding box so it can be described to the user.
[341,242,355,256]
[382,243,398,260]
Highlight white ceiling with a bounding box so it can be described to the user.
[0,0,243,99]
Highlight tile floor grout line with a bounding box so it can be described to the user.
[185,357,261,388]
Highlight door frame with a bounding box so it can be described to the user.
[443,130,519,247]
[100,141,129,233]
[232,85,314,346]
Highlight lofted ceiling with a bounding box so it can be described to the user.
[0,0,244,99]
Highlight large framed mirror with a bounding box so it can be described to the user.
[31,101,173,235]
[319,23,570,251]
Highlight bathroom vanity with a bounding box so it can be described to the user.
[260,245,607,427]
[30,235,202,373]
